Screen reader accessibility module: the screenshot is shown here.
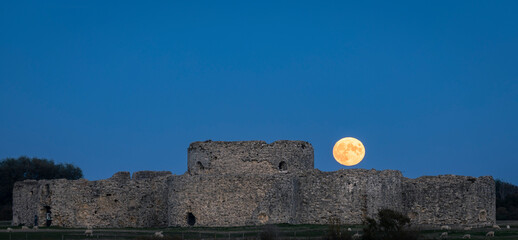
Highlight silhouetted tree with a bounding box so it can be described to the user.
[496,179,518,220]
[0,156,83,220]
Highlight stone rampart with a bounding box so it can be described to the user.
[402,175,495,226]
[168,173,297,227]
[12,180,41,227]
[294,169,404,225]
[12,140,495,228]
[13,171,171,228]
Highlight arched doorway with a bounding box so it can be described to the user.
[44,206,52,227]
[186,212,196,226]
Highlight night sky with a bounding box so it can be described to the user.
[1,1,517,184]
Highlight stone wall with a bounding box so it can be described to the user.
[168,173,297,227]
[12,180,41,227]
[12,171,171,228]
[187,140,313,175]
[294,169,404,225]
[11,140,496,228]
[402,175,495,226]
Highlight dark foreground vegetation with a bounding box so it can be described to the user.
[1,220,518,240]
[7,209,515,240]
[361,209,418,240]
[320,209,418,240]
[496,179,518,220]
[0,157,83,220]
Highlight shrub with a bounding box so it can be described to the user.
[325,217,352,240]
[260,224,279,240]
[362,209,419,240]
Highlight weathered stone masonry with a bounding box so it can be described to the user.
[12,140,495,228]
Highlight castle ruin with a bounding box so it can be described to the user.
[12,140,495,228]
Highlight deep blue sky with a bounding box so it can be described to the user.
[1,1,517,184]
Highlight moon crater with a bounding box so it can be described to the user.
[333,137,365,166]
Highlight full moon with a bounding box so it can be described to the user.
[333,137,365,166]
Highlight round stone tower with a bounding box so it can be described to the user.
[187,140,314,175]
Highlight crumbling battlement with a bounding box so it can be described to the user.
[187,140,313,175]
[12,140,495,228]
[13,171,172,228]
[294,169,405,225]
[402,175,495,226]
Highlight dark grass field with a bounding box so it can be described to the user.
[1,221,517,240]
